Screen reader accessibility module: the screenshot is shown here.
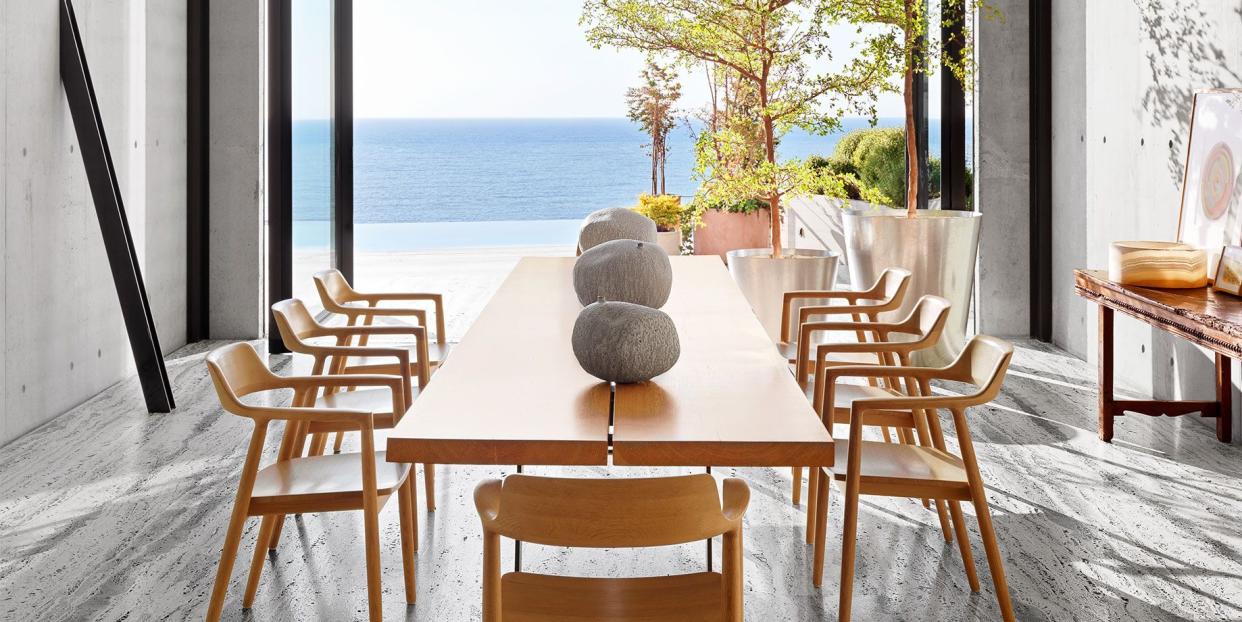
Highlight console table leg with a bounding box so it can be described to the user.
[1099,306,1115,443]
[1217,353,1232,443]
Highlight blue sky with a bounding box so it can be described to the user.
[293,0,919,120]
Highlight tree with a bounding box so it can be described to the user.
[626,58,682,195]
[583,0,888,256]
[826,0,988,216]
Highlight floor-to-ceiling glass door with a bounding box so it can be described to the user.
[269,0,352,352]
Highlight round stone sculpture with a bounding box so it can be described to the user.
[572,300,680,384]
[578,207,657,252]
[573,239,673,308]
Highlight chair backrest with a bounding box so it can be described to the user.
[271,298,324,351]
[873,267,913,307]
[892,295,952,349]
[313,269,358,312]
[205,342,279,416]
[475,473,748,548]
[947,335,1014,404]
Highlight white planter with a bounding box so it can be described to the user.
[842,207,981,366]
[655,230,682,255]
[726,248,840,342]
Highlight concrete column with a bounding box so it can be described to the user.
[973,0,1031,338]
[209,0,266,338]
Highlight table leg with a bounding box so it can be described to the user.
[515,465,523,572]
[812,466,829,587]
[706,466,712,572]
[1099,305,1115,443]
[1217,354,1233,443]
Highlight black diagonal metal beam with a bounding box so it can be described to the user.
[59,0,174,413]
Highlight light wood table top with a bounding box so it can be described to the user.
[613,257,834,466]
[386,255,833,468]
[385,257,612,465]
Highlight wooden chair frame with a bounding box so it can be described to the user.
[474,474,749,622]
[778,267,912,348]
[313,268,448,356]
[204,343,417,622]
[271,298,436,521]
[792,296,951,510]
[817,336,1017,622]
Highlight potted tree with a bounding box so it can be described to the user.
[632,193,686,255]
[582,0,888,339]
[829,0,991,365]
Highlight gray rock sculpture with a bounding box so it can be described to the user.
[571,300,680,384]
[573,239,673,308]
[577,207,657,252]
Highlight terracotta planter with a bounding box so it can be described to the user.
[655,230,682,255]
[693,208,771,260]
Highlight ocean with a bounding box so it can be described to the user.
[292,117,961,250]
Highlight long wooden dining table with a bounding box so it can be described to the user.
[386,255,835,581]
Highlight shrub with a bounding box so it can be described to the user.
[845,128,905,206]
[632,194,685,231]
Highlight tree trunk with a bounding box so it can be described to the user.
[651,113,659,195]
[762,110,782,256]
[904,0,920,218]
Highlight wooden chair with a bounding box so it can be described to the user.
[793,295,952,513]
[271,298,436,512]
[313,268,452,368]
[817,335,1017,622]
[776,267,912,366]
[474,474,749,622]
[203,342,417,622]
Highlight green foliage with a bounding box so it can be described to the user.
[844,128,905,205]
[631,194,685,231]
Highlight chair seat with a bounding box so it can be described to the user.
[804,382,899,406]
[313,387,418,428]
[500,571,725,621]
[827,440,969,497]
[249,451,410,513]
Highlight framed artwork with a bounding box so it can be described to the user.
[1176,89,1242,274]
[1214,245,1242,295]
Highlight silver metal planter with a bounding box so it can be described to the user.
[726,248,840,342]
[843,207,981,366]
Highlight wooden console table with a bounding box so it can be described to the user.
[1075,270,1235,443]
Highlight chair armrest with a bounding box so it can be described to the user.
[279,374,406,417]
[357,293,446,343]
[721,478,750,522]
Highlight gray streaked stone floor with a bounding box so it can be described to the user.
[1,338,1241,621]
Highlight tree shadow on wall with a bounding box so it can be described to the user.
[1133,0,1242,184]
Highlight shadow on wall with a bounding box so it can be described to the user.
[1134,0,1242,184]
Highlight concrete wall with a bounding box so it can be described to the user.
[1,2,187,446]
[1050,0,1242,427]
[974,0,1032,338]
[209,0,265,339]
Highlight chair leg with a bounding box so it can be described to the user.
[812,467,830,587]
[791,466,803,506]
[309,433,328,457]
[804,467,819,544]
[948,500,980,591]
[363,496,383,622]
[243,515,277,607]
[266,515,286,550]
[398,477,418,604]
[974,495,1016,621]
[206,501,250,621]
[838,478,860,621]
[423,464,436,511]
[935,500,953,542]
[332,431,345,454]
[881,426,894,443]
